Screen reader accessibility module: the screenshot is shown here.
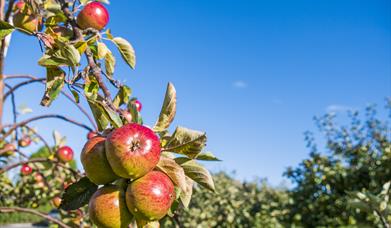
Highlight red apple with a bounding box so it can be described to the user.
[134,100,142,112]
[21,164,32,175]
[126,171,175,221]
[87,131,98,139]
[105,123,161,179]
[57,146,74,162]
[89,185,133,228]
[34,173,44,183]
[14,1,25,11]
[81,136,118,184]
[76,2,109,31]
[18,136,31,147]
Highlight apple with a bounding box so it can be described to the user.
[89,185,133,228]
[21,164,32,175]
[105,123,161,179]
[2,143,16,156]
[76,2,109,31]
[87,131,98,139]
[81,136,118,184]
[56,146,74,162]
[14,1,25,11]
[126,171,175,221]
[34,173,44,183]
[52,196,62,208]
[18,136,31,147]
[134,100,142,112]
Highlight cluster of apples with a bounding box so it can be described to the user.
[81,103,175,227]
[12,1,109,35]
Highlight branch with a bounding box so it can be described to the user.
[2,114,93,138]
[0,207,72,228]
[24,124,52,153]
[0,157,81,177]
[4,78,45,99]
[4,75,98,131]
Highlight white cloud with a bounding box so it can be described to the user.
[326,104,352,113]
[232,80,247,89]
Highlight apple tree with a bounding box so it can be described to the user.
[0,0,219,227]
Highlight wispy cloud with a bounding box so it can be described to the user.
[232,80,247,89]
[326,104,352,113]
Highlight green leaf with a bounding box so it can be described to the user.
[70,89,80,103]
[111,37,136,69]
[60,177,98,211]
[0,20,14,40]
[153,83,176,132]
[177,159,215,192]
[61,44,81,66]
[105,50,116,77]
[87,98,110,131]
[40,67,65,107]
[180,176,194,208]
[113,85,132,108]
[84,75,99,99]
[164,126,207,158]
[195,152,221,161]
[156,157,188,195]
[97,42,109,59]
[38,54,67,67]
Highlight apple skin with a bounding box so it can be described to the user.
[81,136,119,185]
[87,131,98,139]
[105,123,161,180]
[14,1,25,11]
[57,146,74,162]
[21,164,32,175]
[89,185,133,228]
[126,171,175,221]
[18,136,31,147]
[76,2,109,31]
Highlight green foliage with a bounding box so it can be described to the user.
[60,177,98,211]
[162,172,289,228]
[284,103,391,227]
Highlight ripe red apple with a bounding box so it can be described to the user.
[21,164,32,175]
[56,146,74,162]
[134,100,142,112]
[14,1,25,11]
[52,196,62,208]
[76,2,109,31]
[89,185,133,228]
[126,171,175,221]
[87,131,98,139]
[18,136,31,147]
[105,123,161,179]
[81,136,118,184]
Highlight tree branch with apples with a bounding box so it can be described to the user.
[0,0,219,227]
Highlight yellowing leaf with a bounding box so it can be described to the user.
[111,37,136,69]
[153,83,176,132]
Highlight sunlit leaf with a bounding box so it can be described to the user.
[111,37,136,69]
[153,83,176,132]
[40,67,65,106]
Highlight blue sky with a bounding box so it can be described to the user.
[3,0,391,185]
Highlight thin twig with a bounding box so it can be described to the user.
[24,124,52,154]
[2,114,93,139]
[0,207,72,228]
[4,75,98,130]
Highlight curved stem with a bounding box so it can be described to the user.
[0,207,72,228]
[4,75,98,131]
[24,125,52,154]
[4,78,45,99]
[2,114,93,139]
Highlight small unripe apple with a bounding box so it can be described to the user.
[105,123,161,179]
[52,196,62,208]
[126,171,175,221]
[21,164,32,175]
[76,2,109,31]
[81,136,118,185]
[87,131,98,139]
[89,185,133,228]
[18,136,31,147]
[56,146,74,162]
[134,100,142,112]
[2,143,16,156]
